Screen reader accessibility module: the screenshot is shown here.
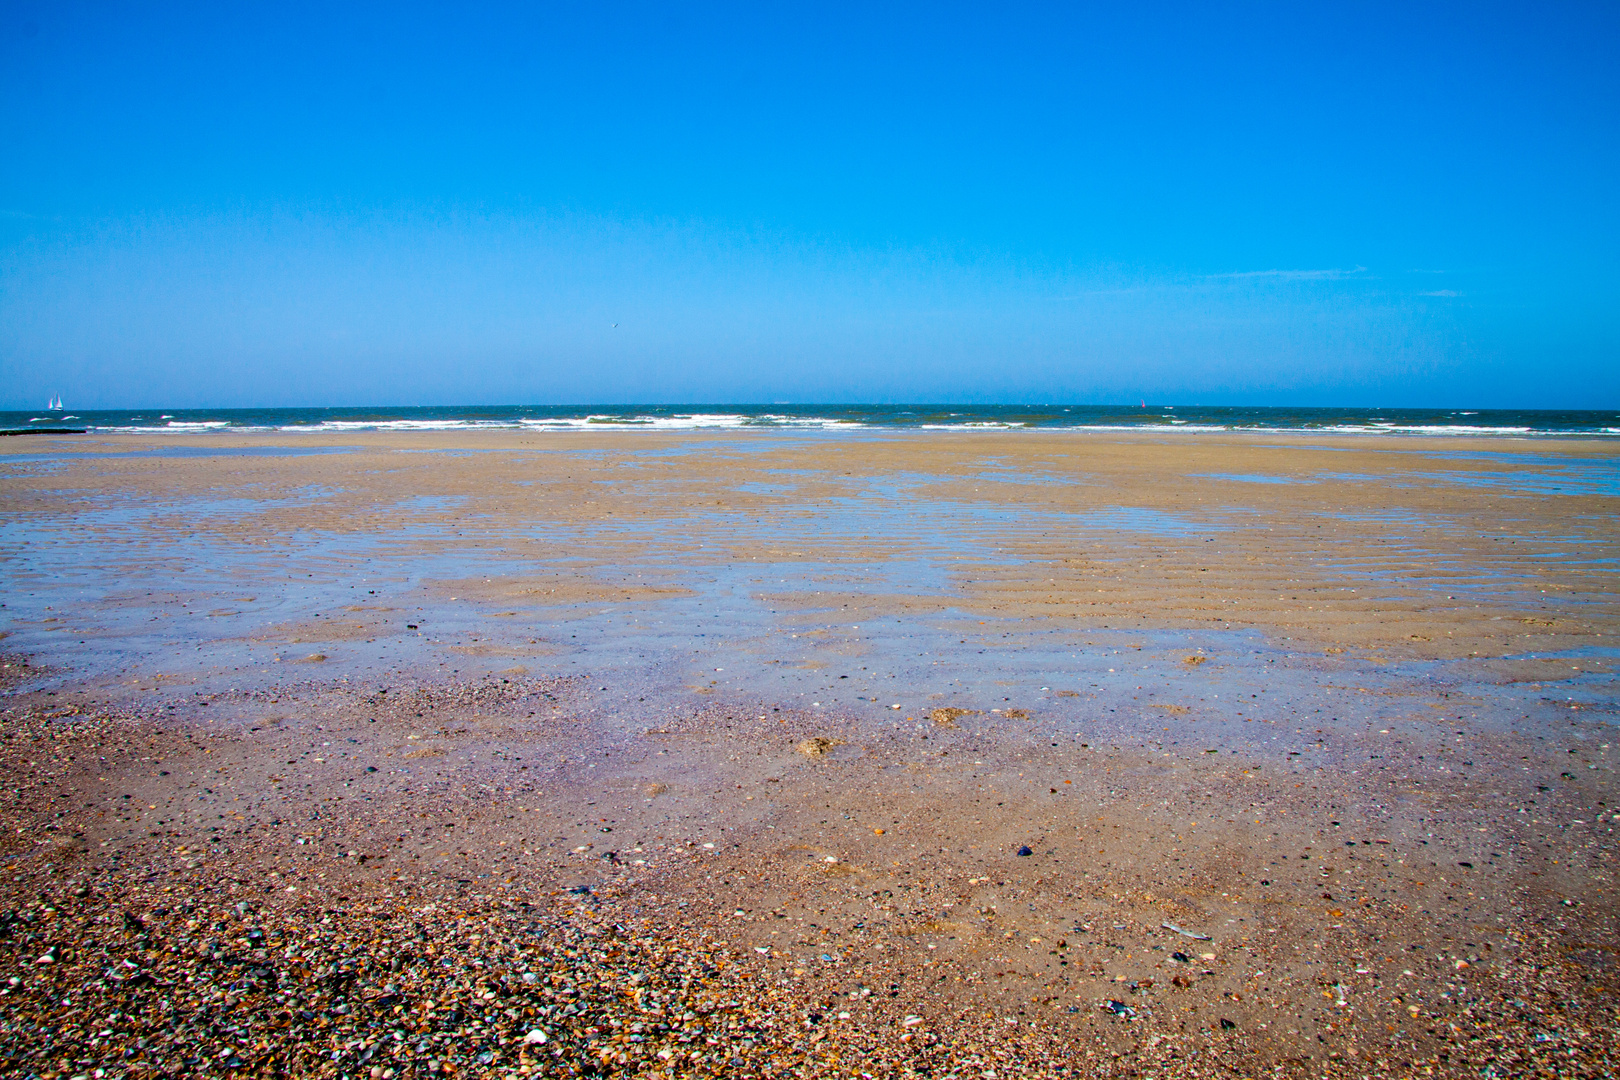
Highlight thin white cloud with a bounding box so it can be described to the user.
[1207,266,1369,281]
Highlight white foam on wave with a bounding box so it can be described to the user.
[285,419,519,432]
[64,414,1620,437]
[91,423,277,434]
[1309,424,1537,435]
[517,413,870,430]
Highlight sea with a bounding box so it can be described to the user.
[3,403,1618,436]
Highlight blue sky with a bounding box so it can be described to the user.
[2,2,1616,408]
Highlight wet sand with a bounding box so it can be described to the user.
[0,430,1616,1078]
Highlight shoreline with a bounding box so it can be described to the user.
[3,401,1619,440]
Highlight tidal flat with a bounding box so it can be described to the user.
[0,429,1615,1078]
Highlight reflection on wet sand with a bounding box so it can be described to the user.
[0,429,1615,1076]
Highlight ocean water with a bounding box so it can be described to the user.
[3,403,1618,436]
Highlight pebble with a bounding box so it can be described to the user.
[1,676,1613,1078]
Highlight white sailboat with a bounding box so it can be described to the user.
[47,394,63,411]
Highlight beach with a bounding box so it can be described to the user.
[0,428,1615,1078]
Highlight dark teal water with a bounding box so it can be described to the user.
[3,403,1618,435]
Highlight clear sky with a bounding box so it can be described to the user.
[2,2,1616,408]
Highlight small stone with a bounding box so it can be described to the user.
[797,737,841,757]
[1016,846,1033,857]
